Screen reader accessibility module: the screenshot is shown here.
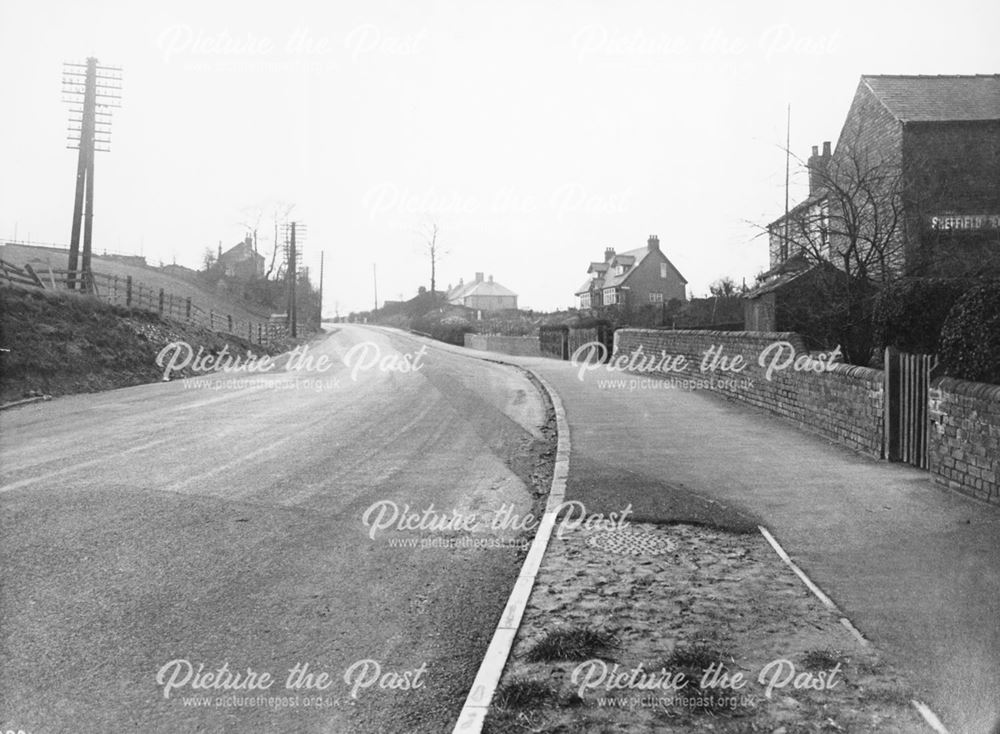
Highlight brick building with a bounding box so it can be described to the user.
[768,75,1000,280]
[575,235,687,309]
[218,236,265,280]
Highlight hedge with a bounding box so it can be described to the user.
[938,280,1000,385]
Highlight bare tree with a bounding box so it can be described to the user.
[784,150,907,284]
[265,201,295,281]
[202,246,217,272]
[416,220,447,298]
[760,126,932,362]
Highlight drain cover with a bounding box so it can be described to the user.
[586,529,677,556]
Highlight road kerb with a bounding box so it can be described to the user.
[451,371,570,734]
[759,524,951,733]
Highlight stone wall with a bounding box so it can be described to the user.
[928,377,1000,505]
[613,329,885,458]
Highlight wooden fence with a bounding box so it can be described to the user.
[884,347,939,469]
[1,259,282,347]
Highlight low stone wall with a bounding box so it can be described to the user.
[929,378,1000,505]
[463,333,541,357]
[612,329,884,458]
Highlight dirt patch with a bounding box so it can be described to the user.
[486,522,925,733]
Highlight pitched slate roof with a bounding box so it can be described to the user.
[862,75,1000,122]
[575,276,599,296]
[599,247,650,290]
[459,279,517,298]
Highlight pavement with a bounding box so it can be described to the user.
[469,350,1000,734]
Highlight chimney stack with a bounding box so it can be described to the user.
[604,247,615,262]
[488,274,493,283]
[808,141,832,196]
[475,272,484,282]
[647,234,660,251]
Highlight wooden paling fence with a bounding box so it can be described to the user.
[1,258,282,346]
[884,347,939,469]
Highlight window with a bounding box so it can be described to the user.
[660,263,668,279]
[648,292,664,303]
[819,201,830,258]
[603,288,617,305]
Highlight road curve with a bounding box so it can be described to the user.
[0,325,551,734]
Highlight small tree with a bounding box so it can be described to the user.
[708,276,738,297]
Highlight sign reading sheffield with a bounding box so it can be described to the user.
[930,213,1000,231]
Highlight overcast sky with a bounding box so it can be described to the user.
[1,1,997,315]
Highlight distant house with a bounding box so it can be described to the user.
[575,235,687,309]
[446,272,518,311]
[218,236,264,280]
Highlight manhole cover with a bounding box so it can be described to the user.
[586,529,677,556]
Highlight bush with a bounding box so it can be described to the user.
[872,278,972,353]
[938,280,1000,384]
[410,312,476,345]
[774,267,877,363]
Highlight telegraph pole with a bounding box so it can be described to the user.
[318,250,324,323]
[288,223,297,338]
[783,103,791,259]
[282,221,306,338]
[63,57,121,290]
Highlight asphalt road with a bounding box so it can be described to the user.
[0,325,552,734]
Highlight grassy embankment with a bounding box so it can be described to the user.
[0,285,291,404]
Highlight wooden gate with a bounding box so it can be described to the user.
[883,347,938,468]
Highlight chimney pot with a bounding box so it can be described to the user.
[647,235,660,251]
[807,142,831,196]
[604,247,615,262]
[488,274,493,283]
[475,272,484,282]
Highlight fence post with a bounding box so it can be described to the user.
[248,322,252,342]
[210,310,214,330]
[158,289,165,315]
[113,276,118,304]
[126,276,133,306]
[258,323,263,345]
[227,314,233,333]
[185,298,191,321]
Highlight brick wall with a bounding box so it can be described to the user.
[928,377,1000,505]
[463,333,541,357]
[613,329,885,458]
